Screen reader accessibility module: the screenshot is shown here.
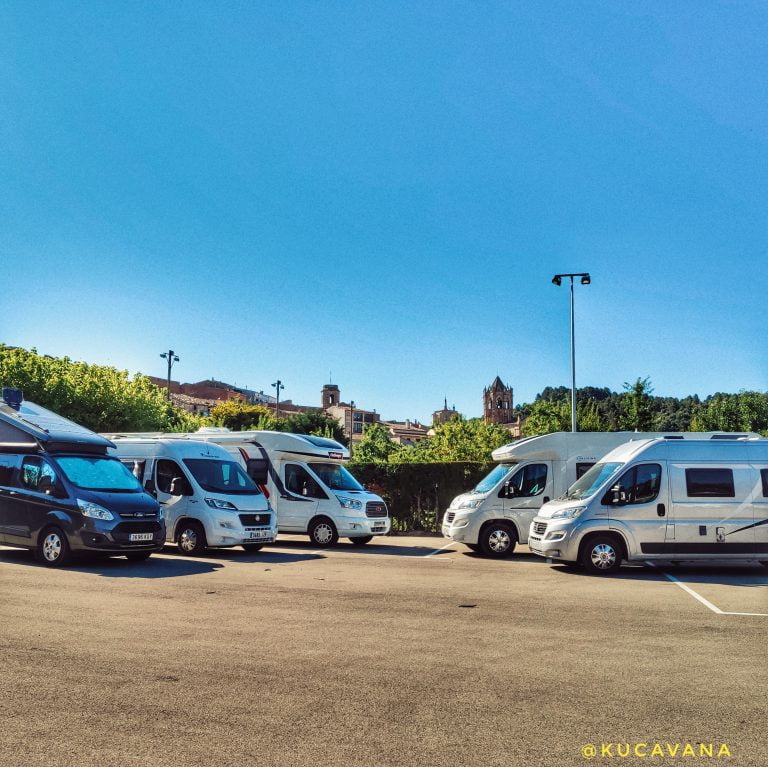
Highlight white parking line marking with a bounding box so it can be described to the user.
[424,541,457,558]
[647,562,768,617]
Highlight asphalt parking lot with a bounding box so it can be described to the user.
[1,535,766,767]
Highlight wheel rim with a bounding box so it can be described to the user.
[179,528,197,552]
[590,543,617,569]
[42,533,62,562]
[314,523,334,544]
[488,529,511,553]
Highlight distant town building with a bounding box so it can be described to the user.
[432,397,459,427]
[383,419,430,445]
[322,383,380,442]
[483,376,523,438]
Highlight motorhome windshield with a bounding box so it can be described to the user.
[183,459,260,495]
[308,463,364,492]
[473,463,515,494]
[56,456,143,492]
[560,462,623,500]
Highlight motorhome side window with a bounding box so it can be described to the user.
[20,456,58,493]
[285,464,327,499]
[500,463,547,497]
[0,455,20,487]
[761,469,768,497]
[685,468,735,498]
[576,462,595,479]
[156,459,191,495]
[120,459,146,481]
[608,464,662,505]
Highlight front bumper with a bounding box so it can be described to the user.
[74,519,166,553]
[527,518,579,561]
[336,514,391,537]
[441,510,480,544]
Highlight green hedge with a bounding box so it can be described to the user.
[350,462,492,532]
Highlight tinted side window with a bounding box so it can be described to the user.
[156,459,191,495]
[685,468,735,498]
[761,469,768,498]
[21,457,58,493]
[0,455,20,487]
[285,464,327,499]
[576,462,595,479]
[605,464,662,505]
[121,459,146,481]
[503,463,548,498]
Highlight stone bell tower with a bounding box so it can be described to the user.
[483,376,514,425]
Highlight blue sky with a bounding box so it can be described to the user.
[2,1,766,423]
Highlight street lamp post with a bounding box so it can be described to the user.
[271,380,284,419]
[349,400,355,457]
[159,350,180,401]
[551,273,591,432]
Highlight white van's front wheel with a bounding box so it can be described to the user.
[580,535,623,575]
[309,518,338,547]
[177,521,207,556]
[479,523,517,558]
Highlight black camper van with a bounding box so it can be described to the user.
[0,388,164,566]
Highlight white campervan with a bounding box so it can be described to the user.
[109,438,276,555]
[159,429,391,547]
[528,436,768,573]
[442,431,758,558]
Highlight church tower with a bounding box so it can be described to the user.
[322,383,340,409]
[483,376,514,424]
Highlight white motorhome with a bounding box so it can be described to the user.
[109,438,276,555]
[156,429,391,547]
[442,431,757,558]
[528,436,768,573]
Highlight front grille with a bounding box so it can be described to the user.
[532,521,547,536]
[119,510,158,518]
[365,501,388,518]
[239,513,271,527]
[111,521,162,544]
[445,512,456,524]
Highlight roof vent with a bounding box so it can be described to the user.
[2,387,23,410]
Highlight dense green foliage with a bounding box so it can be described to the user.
[0,345,201,432]
[520,378,768,436]
[209,399,346,442]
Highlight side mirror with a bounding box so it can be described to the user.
[608,484,627,506]
[506,483,517,498]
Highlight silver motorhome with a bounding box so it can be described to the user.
[442,431,757,557]
[528,437,768,573]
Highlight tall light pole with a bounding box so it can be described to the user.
[349,399,355,456]
[551,273,591,432]
[159,349,180,401]
[271,380,284,419]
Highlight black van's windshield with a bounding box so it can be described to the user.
[473,463,515,494]
[56,456,143,492]
[183,459,260,495]
[308,463,364,492]
[560,462,623,501]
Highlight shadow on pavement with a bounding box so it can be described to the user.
[0,547,223,578]
[548,561,768,585]
[158,544,326,565]
[267,539,441,558]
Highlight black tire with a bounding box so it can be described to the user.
[465,543,480,553]
[176,521,207,556]
[242,543,264,552]
[478,522,517,558]
[125,551,152,562]
[349,535,373,546]
[36,526,72,567]
[579,535,623,575]
[308,517,339,547]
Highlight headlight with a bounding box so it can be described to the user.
[456,498,482,510]
[77,499,114,521]
[205,498,238,510]
[550,506,586,520]
[338,497,363,510]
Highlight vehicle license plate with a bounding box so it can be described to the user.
[248,530,269,540]
[129,533,153,542]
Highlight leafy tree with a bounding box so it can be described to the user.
[283,411,346,442]
[352,423,397,463]
[419,417,510,463]
[208,400,277,431]
[0,344,199,432]
[620,377,654,431]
